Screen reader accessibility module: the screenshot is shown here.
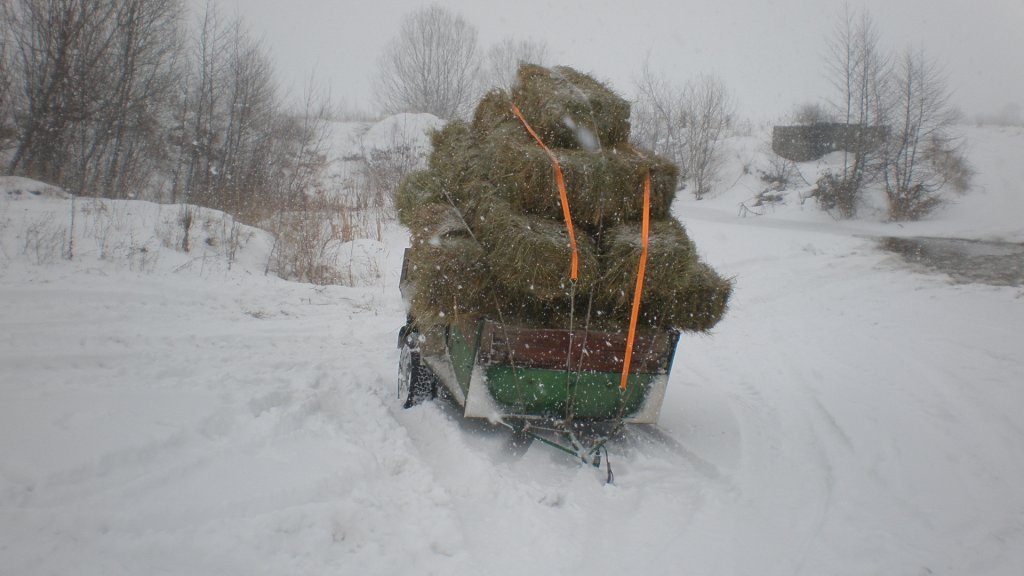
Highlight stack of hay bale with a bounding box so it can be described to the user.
[398,64,731,333]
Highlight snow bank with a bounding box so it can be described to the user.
[360,112,445,167]
[1,176,70,200]
[0,182,274,279]
[692,123,1024,242]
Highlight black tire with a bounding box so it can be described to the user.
[398,329,436,408]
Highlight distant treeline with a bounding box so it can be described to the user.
[0,0,329,224]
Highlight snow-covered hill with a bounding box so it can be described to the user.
[1,123,1023,575]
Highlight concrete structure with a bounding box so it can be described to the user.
[772,123,887,162]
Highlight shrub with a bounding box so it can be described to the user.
[811,172,859,219]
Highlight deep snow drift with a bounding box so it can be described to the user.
[1,122,1023,576]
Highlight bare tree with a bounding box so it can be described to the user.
[682,74,734,200]
[212,23,280,219]
[185,9,283,221]
[881,46,966,220]
[822,4,889,217]
[265,85,335,282]
[3,0,182,199]
[0,2,14,150]
[632,64,734,199]
[482,37,547,90]
[167,1,225,206]
[631,58,687,167]
[274,75,332,209]
[165,3,333,227]
[56,0,183,199]
[90,0,182,200]
[5,0,121,185]
[373,4,482,120]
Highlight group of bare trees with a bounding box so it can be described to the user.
[817,5,969,221]
[3,0,967,233]
[1,0,328,225]
[373,4,548,120]
[632,63,735,200]
[2,0,175,196]
[166,4,329,223]
[373,4,736,199]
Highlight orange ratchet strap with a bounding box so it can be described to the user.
[620,168,652,391]
[510,102,579,281]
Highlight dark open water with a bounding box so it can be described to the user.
[878,237,1024,287]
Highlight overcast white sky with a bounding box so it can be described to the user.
[213,0,1023,121]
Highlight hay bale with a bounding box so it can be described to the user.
[626,261,733,332]
[588,219,731,332]
[403,202,467,244]
[469,195,599,301]
[407,235,493,330]
[427,121,478,192]
[398,125,484,226]
[471,88,515,138]
[405,201,493,330]
[395,170,443,227]
[510,64,631,149]
[475,123,678,230]
[403,196,597,325]
[649,262,732,332]
[596,219,698,308]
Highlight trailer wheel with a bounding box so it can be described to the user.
[398,331,436,408]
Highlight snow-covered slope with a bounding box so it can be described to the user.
[1,124,1022,575]
[703,124,1024,243]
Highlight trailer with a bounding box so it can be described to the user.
[392,67,732,475]
[397,250,681,470]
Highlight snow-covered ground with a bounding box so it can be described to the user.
[1,123,1023,575]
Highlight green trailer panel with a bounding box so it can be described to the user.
[437,319,679,423]
[484,365,656,419]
